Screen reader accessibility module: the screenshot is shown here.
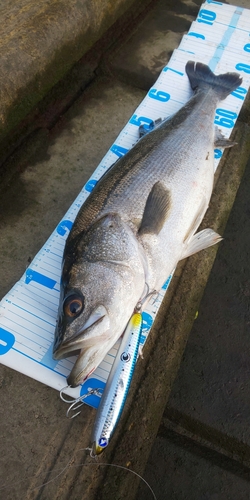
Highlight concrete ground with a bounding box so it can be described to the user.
[0,1,250,499]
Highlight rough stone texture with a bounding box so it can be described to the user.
[0,0,153,143]
[102,0,199,90]
[137,433,250,500]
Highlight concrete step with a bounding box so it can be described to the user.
[101,0,198,90]
[0,0,152,147]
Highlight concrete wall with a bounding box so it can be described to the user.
[0,0,151,142]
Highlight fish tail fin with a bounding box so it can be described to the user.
[185,61,242,101]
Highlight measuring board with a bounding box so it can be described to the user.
[0,1,250,408]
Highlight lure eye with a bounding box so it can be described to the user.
[63,294,84,318]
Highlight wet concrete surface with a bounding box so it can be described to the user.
[0,0,250,499]
[0,0,150,141]
[137,433,250,500]
[102,0,195,90]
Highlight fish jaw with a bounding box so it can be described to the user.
[53,305,109,359]
[54,306,120,387]
[53,262,145,387]
[53,260,145,387]
[63,303,144,387]
[55,288,143,387]
[67,332,120,387]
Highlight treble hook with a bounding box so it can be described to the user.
[135,285,158,312]
[60,385,75,403]
[60,386,103,419]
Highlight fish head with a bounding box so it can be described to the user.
[53,214,146,387]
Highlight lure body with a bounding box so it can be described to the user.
[91,312,143,455]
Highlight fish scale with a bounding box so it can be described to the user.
[79,93,216,225]
[53,62,242,388]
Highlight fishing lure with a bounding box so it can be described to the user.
[91,311,143,456]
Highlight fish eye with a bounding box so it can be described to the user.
[63,293,84,318]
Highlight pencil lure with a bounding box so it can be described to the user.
[91,312,143,456]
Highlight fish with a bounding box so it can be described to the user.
[53,61,242,387]
[91,312,143,456]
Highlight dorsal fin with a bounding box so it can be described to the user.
[138,181,172,235]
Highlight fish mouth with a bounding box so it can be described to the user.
[66,330,113,387]
[54,305,112,387]
[53,305,109,360]
[66,347,99,387]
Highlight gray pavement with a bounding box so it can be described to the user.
[1,1,250,499]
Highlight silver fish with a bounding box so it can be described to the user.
[91,311,143,455]
[53,61,242,387]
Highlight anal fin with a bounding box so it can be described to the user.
[181,228,222,259]
[138,181,172,236]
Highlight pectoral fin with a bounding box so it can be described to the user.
[138,181,172,235]
[181,228,222,259]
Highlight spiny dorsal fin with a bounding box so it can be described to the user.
[138,181,172,236]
